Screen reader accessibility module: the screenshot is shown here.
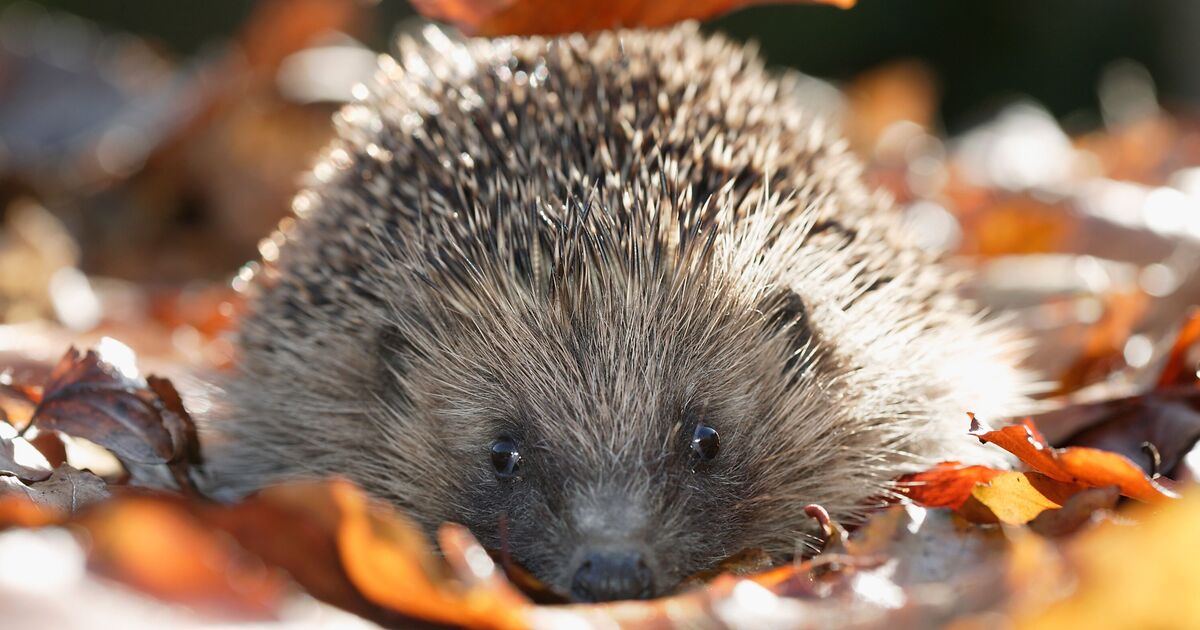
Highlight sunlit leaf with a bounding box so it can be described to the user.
[970,416,1178,503]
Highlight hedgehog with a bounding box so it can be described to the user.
[202,23,1030,602]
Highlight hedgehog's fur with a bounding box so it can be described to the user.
[205,24,1030,599]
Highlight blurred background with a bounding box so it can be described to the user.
[0,0,1198,396]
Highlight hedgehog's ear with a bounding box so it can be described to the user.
[757,288,813,376]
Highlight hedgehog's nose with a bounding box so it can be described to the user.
[569,549,655,602]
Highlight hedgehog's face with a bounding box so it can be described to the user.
[469,404,744,602]
[384,280,813,602]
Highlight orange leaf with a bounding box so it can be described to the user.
[1156,308,1200,389]
[410,0,855,37]
[1054,290,1149,395]
[969,415,1178,503]
[0,493,63,528]
[82,497,287,619]
[195,484,390,622]
[896,461,1004,509]
[330,480,530,629]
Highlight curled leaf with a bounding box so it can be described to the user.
[969,415,1177,503]
[331,480,531,629]
[30,346,202,492]
[1033,390,1200,479]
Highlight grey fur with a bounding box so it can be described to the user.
[202,24,1031,597]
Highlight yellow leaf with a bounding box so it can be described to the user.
[959,472,1083,525]
[1018,488,1200,629]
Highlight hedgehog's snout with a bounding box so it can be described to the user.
[569,548,656,602]
[563,486,662,601]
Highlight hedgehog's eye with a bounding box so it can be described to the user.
[491,438,522,479]
[691,423,720,462]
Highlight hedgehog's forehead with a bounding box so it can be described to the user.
[443,271,748,366]
[408,255,748,379]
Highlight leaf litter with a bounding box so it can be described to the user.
[1,0,1200,627]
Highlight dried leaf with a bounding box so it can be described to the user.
[1027,486,1120,537]
[896,461,1004,509]
[35,348,175,462]
[969,416,1177,503]
[82,496,286,620]
[0,423,51,482]
[31,347,201,492]
[330,480,531,629]
[1016,487,1200,629]
[200,481,538,627]
[1035,390,1200,479]
[146,376,204,467]
[1156,308,1200,388]
[410,0,855,37]
[0,466,109,513]
[957,472,1086,525]
[26,429,67,468]
[191,484,392,622]
[0,492,63,527]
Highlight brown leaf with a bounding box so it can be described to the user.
[0,424,51,482]
[0,465,109,513]
[202,481,534,627]
[1035,389,1200,479]
[410,0,855,37]
[30,347,201,492]
[896,461,1004,509]
[1027,486,1120,537]
[969,415,1177,503]
[27,429,67,468]
[146,376,204,468]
